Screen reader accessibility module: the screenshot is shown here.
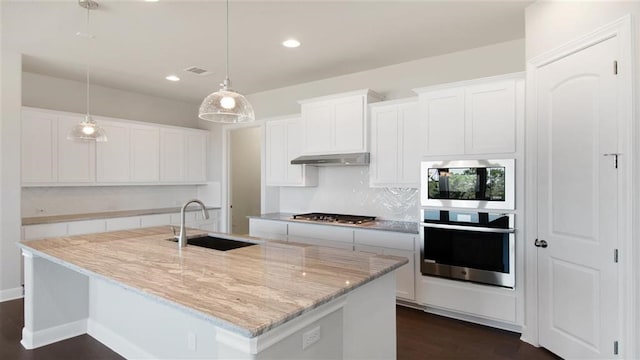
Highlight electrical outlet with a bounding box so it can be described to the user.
[302,326,321,350]
[187,332,197,351]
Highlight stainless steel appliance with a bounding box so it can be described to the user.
[292,213,376,224]
[291,153,370,166]
[420,159,515,210]
[419,209,515,288]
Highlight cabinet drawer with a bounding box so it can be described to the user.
[140,214,172,227]
[288,223,354,244]
[249,219,288,237]
[354,229,414,251]
[23,223,68,240]
[106,217,141,231]
[289,236,354,250]
[67,220,106,236]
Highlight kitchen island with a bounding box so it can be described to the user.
[18,226,407,359]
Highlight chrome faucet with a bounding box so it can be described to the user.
[176,199,209,248]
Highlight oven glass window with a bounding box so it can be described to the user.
[427,166,506,201]
[424,228,510,273]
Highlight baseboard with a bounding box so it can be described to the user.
[0,286,23,302]
[87,319,154,359]
[424,305,522,333]
[20,319,87,349]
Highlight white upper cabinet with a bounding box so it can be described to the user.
[464,80,516,154]
[160,128,207,184]
[418,88,465,156]
[185,131,207,183]
[96,119,131,183]
[21,109,96,185]
[160,129,186,183]
[414,73,523,157]
[21,107,208,186]
[21,109,57,184]
[130,124,160,182]
[299,89,382,155]
[369,99,420,187]
[265,115,317,187]
[57,115,96,183]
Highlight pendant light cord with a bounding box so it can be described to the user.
[86,4,91,118]
[225,0,229,84]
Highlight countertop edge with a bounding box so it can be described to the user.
[249,213,419,235]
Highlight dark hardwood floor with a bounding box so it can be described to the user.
[1,298,559,359]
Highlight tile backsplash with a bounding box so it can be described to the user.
[21,185,201,217]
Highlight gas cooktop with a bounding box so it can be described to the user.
[292,213,376,225]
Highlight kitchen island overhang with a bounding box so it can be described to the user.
[18,226,407,359]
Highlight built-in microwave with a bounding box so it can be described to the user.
[420,159,515,210]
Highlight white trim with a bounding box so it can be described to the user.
[368,97,418,108]
[215,298,347,355]
[524,14,635,356]
[0,287,23,302]
[20,319,87,350]
[87,319,155,360]
[424,305,522,334]
[412,71,525,94]
[297,88,383,104]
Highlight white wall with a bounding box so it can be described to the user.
[22,72,199,128]
[248,39,525,220]
[247,39,524,118]
[524,1,640,356]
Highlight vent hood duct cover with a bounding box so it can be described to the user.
[291,153,370,166]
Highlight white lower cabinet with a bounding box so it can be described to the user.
[23,211,220,241]
[248,219,417,301]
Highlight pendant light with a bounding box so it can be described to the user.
[198,0,254,123]
[67,0,107,142]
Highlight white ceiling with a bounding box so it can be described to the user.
[4,1,530,104]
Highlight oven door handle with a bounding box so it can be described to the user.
[420,223,515,233]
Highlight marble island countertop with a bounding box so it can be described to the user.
[250,213,419,234]
[18,226,407,338]
[22,206,222,226]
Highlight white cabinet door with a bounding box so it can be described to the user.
[303,102,332,154]
[464,80,516,154]
[160,129,185,182]
[384,248,415,301]
[370,105,400,185]
[185,132,207,183]
[96,120,131,182]
[21,110,57,184]
[419,88,465,156]
[130,124,160,182]
[57,115,96,183]
[334,96,365,153]
[266,117,317,187]
[398,103,421,186]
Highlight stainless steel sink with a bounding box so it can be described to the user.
[170,236,258,251]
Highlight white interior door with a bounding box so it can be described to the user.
[537,36,620,358]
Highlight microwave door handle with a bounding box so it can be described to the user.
[421,223,515,234]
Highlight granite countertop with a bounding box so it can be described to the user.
[250,213,419,234]
[22,206,222,226]
[19,226,407,338]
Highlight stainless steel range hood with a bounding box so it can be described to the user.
[290,152,370,166]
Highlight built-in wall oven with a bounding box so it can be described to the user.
[420,159,515,210]
[419,158,516,288]
[419,209,515,288]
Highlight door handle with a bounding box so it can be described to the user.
[534,239,548,248]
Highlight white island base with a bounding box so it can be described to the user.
[21,251,398,359]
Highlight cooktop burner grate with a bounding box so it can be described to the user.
[292,213,376,225]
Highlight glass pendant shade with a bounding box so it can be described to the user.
[198,80,255,123]
[67,115,108,142]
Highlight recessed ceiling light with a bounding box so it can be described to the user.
[165,75,180,82]
[282,39,301,48]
